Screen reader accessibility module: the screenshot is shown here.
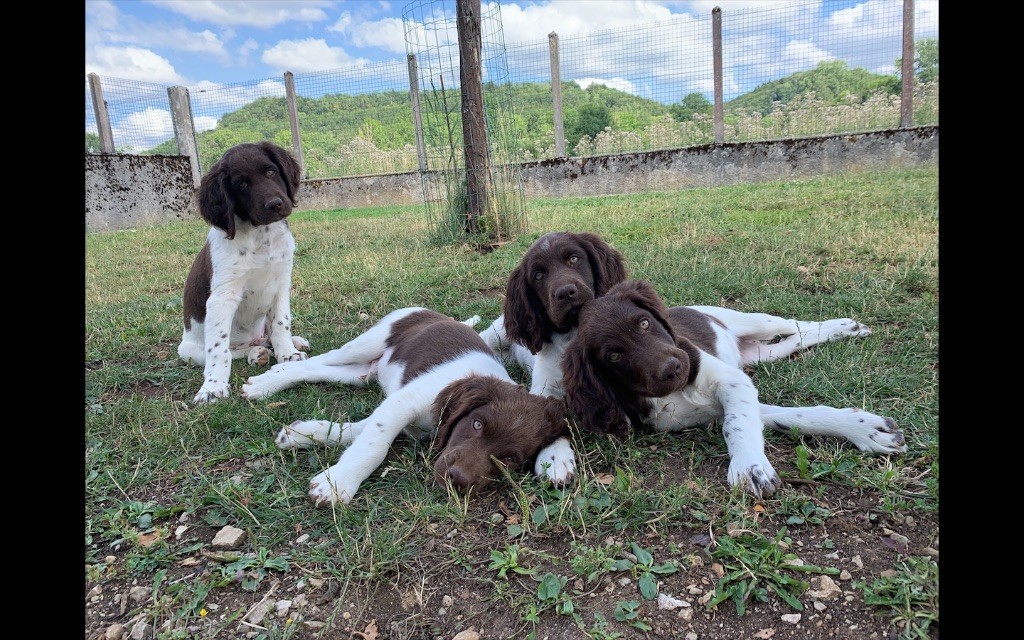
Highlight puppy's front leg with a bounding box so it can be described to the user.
[713,365,782,498]
[268,285,307,364]
[307,389,423,507]
[194,291,242,404]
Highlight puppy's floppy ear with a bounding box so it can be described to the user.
[260,141,302,205]
[575,232,628,296]
[197,160,236,239]
[615,280,676,340]
[430,376,494,451]
[562,334,630,439]
[503,261,549,354]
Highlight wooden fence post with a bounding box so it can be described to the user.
[407,54,428,172]
[167,86,202,187]
[712,7,724,144]
[284,72,307,179]
[900,0,915,128]
[88,73,115,153]
[548,31,566,157]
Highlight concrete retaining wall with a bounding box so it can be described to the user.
[85,127,937,233]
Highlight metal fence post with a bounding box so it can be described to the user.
[548,31,566,157]
[284,71,307,179]
[167,86,202,187]
[407,54,428,172]
[900,0,915,128]
[712,7,724,144]
[88,73,115,153]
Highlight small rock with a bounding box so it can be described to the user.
[824,551,840,560]
[905,516,915,526]
[295,534,310,544]
[275,600,291,616]
[686,584,703,595]
[451,631,480,640]
[678,608,693,621]
[685,633,698,640]
[851,555,863,569]
[439,608,447,616]
[813,601,827,611]
[212,525,246,549]
[839,570,852,581]
[292,594,307,609]
[880,569,897,579]
[698,591,714,605]
[806,575,842,601]
[443,595,453,607]
[303,621,325,630]
[245,599,274,624]
[888,531,909,546]
[129,619,150,640]
[88,585,103,598]
[175,525,188,539]
[128,586,152,603]
[923,546,939,557]
[105,623,125,640]
[104,555,117,565]
[781,613,801,625]
[657,593,690,610]
[617,577,632,587]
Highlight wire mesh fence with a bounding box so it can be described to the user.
[85,0,938,180]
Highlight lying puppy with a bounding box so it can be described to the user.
[562,280,907,498]
[242,308,569,507]
[478,231,629,487]
[177,141,309,404]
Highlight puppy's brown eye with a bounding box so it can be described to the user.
[238,181,248,190]
[473,419,483,432]
[266,169,276,176]
[608,352,621,362]
[568,256,579,264]
[639,319,650,330]
[533,272,544,281]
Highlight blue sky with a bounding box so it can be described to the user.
[85,0,937,87]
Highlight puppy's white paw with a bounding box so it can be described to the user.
[276,420,328,449]
[847,413,907,454]
[292,336,311,352]
[193,381,230,404]
[308,467,358,507]
[247,346,271,366]
[534,438,577,487]
[728,453,782,498]
[278,351,308,363]
[823,318,872,340]
[240,372,280,400]
[462,315,481,328]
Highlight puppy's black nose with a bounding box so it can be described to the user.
[266,197,284,211]
[445,466,471,489]
[555,284,577,302]
[660,357,682,381]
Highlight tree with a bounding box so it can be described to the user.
[670,92,712,122]
[568,104,611,147]
[85,131,101,153]
[896,38,938,83]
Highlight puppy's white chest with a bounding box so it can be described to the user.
[646,387,721,431]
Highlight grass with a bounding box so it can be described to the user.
[85,166,938,639]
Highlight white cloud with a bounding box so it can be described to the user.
[188,79,287,113]
[345,16,408,54]
[86,45,187,84]
[149,0,333,28]
[781,40,832,73]
[111,107,175,151]
[573,77,638,94]
[194,115,219,133]
[262,38,359,73]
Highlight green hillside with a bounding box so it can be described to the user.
[143,60,905,174]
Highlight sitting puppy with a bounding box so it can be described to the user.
[177,141,309,404]
[478,231,629,486]
[241,308,569,507]
[562,280,907,498]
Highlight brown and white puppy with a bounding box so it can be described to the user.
[177,141,309,404]
[562,280,907,498]
[477,231,629,484]
[241,308,569,507]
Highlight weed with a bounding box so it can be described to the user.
[612,542,679,600]
[856,555,939,639]
[707,527,839,616]
[613,600,651,632]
